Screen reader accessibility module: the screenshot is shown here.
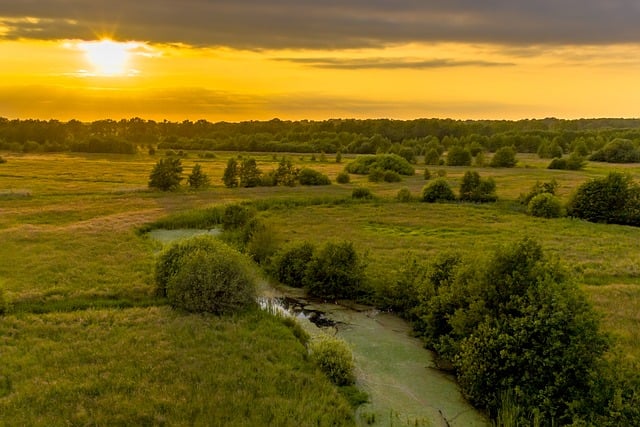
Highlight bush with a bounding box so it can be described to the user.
[298,168,331,185]
[336,171,350,184]
[446,146,472,166]
[166,239,256,314]
[148,158,183,191]
[421,179,456,203]
[309,336,355,386]
[222,204,255,230]
[242,219,279,264]
[537,140,563,159]
[590,138,640,163]
[423,168,431,180]
[519,179,558,206]
[187,163,210,189]
[528,193,564,218]
[383,170,402,182]
[396,187,413,202]
[490,146,517,168]
[352,187,373,200]
[222,158,239,188]
[548,153,585,170]
[155,236,225,297]
[568,172,640,226]
[367,168,385,182]
[304,241,366,300]
[271,241,316,288]
[345,154,414,176]
[459,171,497,203]
[424,148,441,165]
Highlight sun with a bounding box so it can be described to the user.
[78,39,136,76]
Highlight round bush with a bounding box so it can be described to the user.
[528,193,564,218]
[222,204,255,230]
[352,187,373,200]
[446,146,472,166]
[166,240,256,314]
[490,146,517,168]
[298,168,331,185]
[304,241,366,300]
[421,179,456,203]
[309,336,355,386]
[383,170,402,182]
[396,187,413,202]
[336,171,350,184]
[271,241,315,287]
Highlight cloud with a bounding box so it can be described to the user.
[0,1,639,49]
[273,57,515,69]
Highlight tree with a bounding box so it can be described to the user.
[239,158,262,188]
[446,146,472,166]
[421,179,456,202]
[274,157,298,186]
[304,241,366,300]
[222,158,239,188]
[187,163,210,189]
[459,171,497,202]
[148,157,183,191]
[490,146,517,168]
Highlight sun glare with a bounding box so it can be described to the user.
[78,39,136,76]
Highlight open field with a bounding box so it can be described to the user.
[1,150,640,424]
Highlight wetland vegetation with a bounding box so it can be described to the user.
[1,118,640,425]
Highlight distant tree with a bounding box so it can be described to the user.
[459,171,497,202]
[422,179,456,202]
[335,151,342,163]
[446,146,472,166]
[222,158,239,188]
[490,146,517,168]
[148,157,183,191]
[187,163,210,189]
[274,157,298,186]
[424,148,440,165]
[239,158,262,188]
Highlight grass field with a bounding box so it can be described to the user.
[1,150,639,424]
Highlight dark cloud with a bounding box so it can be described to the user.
[274,57,514,69]
[0,1,639,48]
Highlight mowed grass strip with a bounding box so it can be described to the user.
[0,307,354,426]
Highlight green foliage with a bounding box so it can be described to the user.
[421,179,456,203]
[568,172,640,226]
[474,151,486,167]
[527,193,564,218]
[154,236,223,297]
[304,241,366,300]
[413,239,609,423]
[424,148,441,165]
[274,157,298,186]
[345,154,415,176]
[446,146,472,166]
[376,257,426,315]
[336,171,350,184]
[298,168,331,185]
[548,153,586,170]
[239,157,262,188]
[367,168,385,182]
[519,179,558,206]
[271,241,316,288]
[590,138,640,163]
[222,204,255,230]
[148,157,183,191]
[309,336,355,386]
[165,238,256,314]
[490,146,517,168]
[423,168,431,180]
[396,187,413,202]
[352,187,373,200]
[459,171,497,203]
[0,282,8,315]
[222,157,239,188]
[242,219,279,264]
[335,151,342,163]
[537,140,563,159]
[187,163,210,189]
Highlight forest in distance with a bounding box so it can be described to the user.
[3,116,640,157]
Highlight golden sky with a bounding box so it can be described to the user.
[1,1,640,121]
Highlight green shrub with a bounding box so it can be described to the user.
[421,179,456,203]
[271,241,316,288]
[527,193,564,218]
[304,241,366,300]
[298,168,331,185]
[352,187,373,200]
[222,204,255,230]
[396,187,413,202]
[187,163,210,189]
[148,157,183,191]
[424,148,441,165]
[423,168,431,180]
[367,168,385,182]
[519,180,558,206]
[567,172,640,226]
[383,170,402,182]
[446,146,472,166]
[165,239,256,314]
[590,138,640,163]
[336,171,350,184]
[222,157,239,188]
[548,153,585,170]
[537,140,563,159]
[155,236,225,297]
[243,219,279,264]
[459,171,497,203]
[490,146,517,168]
[345,154,414,176]
[436,169,447,177]
[309,336,355,386]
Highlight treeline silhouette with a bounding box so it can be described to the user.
[1,116,640,155]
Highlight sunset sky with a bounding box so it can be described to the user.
[1,1,640,122]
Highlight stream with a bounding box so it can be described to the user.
[149,229,489,427]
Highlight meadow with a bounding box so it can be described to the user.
[1,150,639,424]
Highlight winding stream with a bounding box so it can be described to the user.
[149,229,489,427]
